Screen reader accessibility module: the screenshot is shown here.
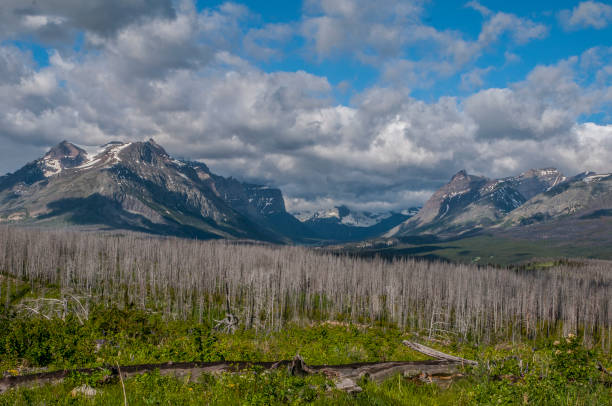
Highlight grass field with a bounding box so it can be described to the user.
[353,234,612,266]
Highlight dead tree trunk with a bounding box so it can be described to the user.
[0,357,466,394]
[402,341,478,366]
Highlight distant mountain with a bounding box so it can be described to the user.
[0,140,312,242]
[388,168,570,237]
[301,205,418,242]
[2,143,608,245]
[500,172,612,227]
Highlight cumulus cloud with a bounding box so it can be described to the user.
[0,1,611,213]
[244,23,295,61]
[559,1,612,30]
[302,0,547,87]
[460,66,494,90]
[464,57,603,141]
[0,0,175,42]
[478,11,548,45]
[301,0,425,58]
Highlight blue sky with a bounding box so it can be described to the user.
[197,0,612,112]
[0,0,611,213]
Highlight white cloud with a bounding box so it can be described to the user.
[244,23,295,61]
[479,11,548,45]
[559,1,612,30]
[466,1,493,17]
[464,57,603,141]
[0,1,610,213]
[460,66,494,90]
[302,0,547,88]
[0,0,175,41]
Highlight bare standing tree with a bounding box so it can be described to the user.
[0,226,610,349]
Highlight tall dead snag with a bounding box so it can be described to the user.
[402,341,478,366]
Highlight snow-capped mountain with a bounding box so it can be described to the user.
[0,140,312,242]
[2,143,608,244]
[299,205,418,242]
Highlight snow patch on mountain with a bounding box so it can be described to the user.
[583,173,611,183]
[300,205,410,227]
[42,158,62,177]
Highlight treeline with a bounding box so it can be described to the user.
[0,226,610,348]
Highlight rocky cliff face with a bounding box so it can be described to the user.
[0,140,306,242]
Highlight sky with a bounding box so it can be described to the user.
[0,0,611,214]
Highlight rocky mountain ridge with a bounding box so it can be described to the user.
[0,140,308,242]
[388,167,611,238]
[0,140,408,242]
[2,141,609,243]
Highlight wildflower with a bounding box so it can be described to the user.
[567,350,572,354]
[555,350,561,355]
[8,369,19,376]
[188,388,193,391]
[553,340,560,346]
[567,333,575,339]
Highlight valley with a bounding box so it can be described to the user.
[1,140,611,265]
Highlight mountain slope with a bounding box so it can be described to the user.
[389,168,566,237]
[0,140,305,242]
[500,172,612,227]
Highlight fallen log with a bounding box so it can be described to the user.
[0,357,466,394]
[402,341,478,366]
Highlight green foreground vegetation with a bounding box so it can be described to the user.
[1,305,610,405]
[0,227,611,404]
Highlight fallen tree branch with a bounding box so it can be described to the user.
[213,313,238,334]
[0,357,465,394]
[402,341,478,366]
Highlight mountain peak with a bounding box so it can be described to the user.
[1,138,306,243]
[45,141,86,161]
[41,141,88,176]
[451,169,468,180]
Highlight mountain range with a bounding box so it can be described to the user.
[387,168,611,239]
[1,140,610,246]
[0,140,411,242]
[300,205,418,242]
